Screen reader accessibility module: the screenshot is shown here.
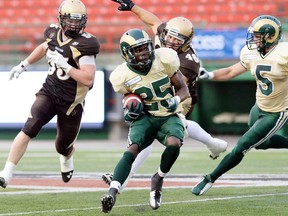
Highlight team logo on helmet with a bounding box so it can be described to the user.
[120,28,155,73]
[246,15,282,54]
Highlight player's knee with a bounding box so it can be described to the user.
[127,143,140,157]
[22,118,45,138]
[166,136,182,147]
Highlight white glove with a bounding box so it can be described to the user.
[166,95,181,112]
[8,60,30,80]
[198,67,214,80]
[47,50,72,74]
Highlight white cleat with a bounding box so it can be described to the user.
[206,138,228,160]
[149,190,162,210]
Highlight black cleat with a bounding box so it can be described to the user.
[0,177,7,188]
[101,194,115,213]
[61,170,73,183]
[102,173,113,186]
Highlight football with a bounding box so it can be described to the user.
[122,93,144,110]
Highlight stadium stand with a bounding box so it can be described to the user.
[0,0,287,53]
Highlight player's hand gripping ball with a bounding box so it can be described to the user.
[122,93,144,121]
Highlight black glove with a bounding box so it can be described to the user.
[111,0,135,11]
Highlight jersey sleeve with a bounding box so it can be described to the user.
[78,32,100,57]
[109,63,129,95]
[239,46,249,70]
[44,23,60,41]
[157,48,180,77]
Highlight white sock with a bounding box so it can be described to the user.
[1,161,16,179]
[186,120,212,145]
[157,168,167,178]
[110,180,121,191]
[60,155,74,172]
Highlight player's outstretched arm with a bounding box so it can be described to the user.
[8,42,47,80]
[198,62,247,81]
[111,0,162,34]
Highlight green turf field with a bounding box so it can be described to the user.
[0,140,288,215]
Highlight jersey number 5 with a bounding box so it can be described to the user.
[255,65,273,96]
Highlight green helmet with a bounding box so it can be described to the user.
[120,28,155,72]
[246,15,282,54]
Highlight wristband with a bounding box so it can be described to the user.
[208,72,215,79]
[21,59,30,68]
[174,95,181,103]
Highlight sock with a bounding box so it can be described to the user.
[160,145,180,173]
[0,161,16,185]
[186,120,212,145]
[1,161,16,177]
[110,180,121,194]
[113,151,135,185]
[157,168,167,178]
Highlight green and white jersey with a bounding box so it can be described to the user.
[110,47,181,117]
[240,42,288,112]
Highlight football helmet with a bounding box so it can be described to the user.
[58,0,87,38]
[120,28,155,72]
[246,15,282,54]
[159,17,194,53]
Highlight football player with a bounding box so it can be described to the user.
[101,28,189,213]
[102,0,228,192]
[0,0,100,188]
[192,15,288,195]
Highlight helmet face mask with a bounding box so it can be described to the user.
[58,0,87,38]
[246,15,282,54]
[159,17,194,53]
[120,29,155,72]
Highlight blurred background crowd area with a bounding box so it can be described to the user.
[0,0,288,69]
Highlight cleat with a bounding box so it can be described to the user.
[206,138,228,160]
[60,154,74,183]
[61,170,73,183]
[101,194,115,213]
[102,173,113,186]
[0,172,12,188]
[0,177,7,188]
[192,175,214,196]
[149,190,162,210]
[149,173,163,210]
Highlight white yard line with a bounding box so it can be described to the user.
[0,192,288,216]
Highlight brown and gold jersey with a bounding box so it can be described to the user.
[41,23,100,115]
[155,23,200,116]
[110,47,181,117]
[240,42,288,112]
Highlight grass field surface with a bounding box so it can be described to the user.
[0,137,288,215]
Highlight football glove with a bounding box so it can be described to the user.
[166,96,181,112]
[198,67,214,80]
[123,101,143,122]
[47,50,72,74]
[8,60,29,80]
[111,0,135,11]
